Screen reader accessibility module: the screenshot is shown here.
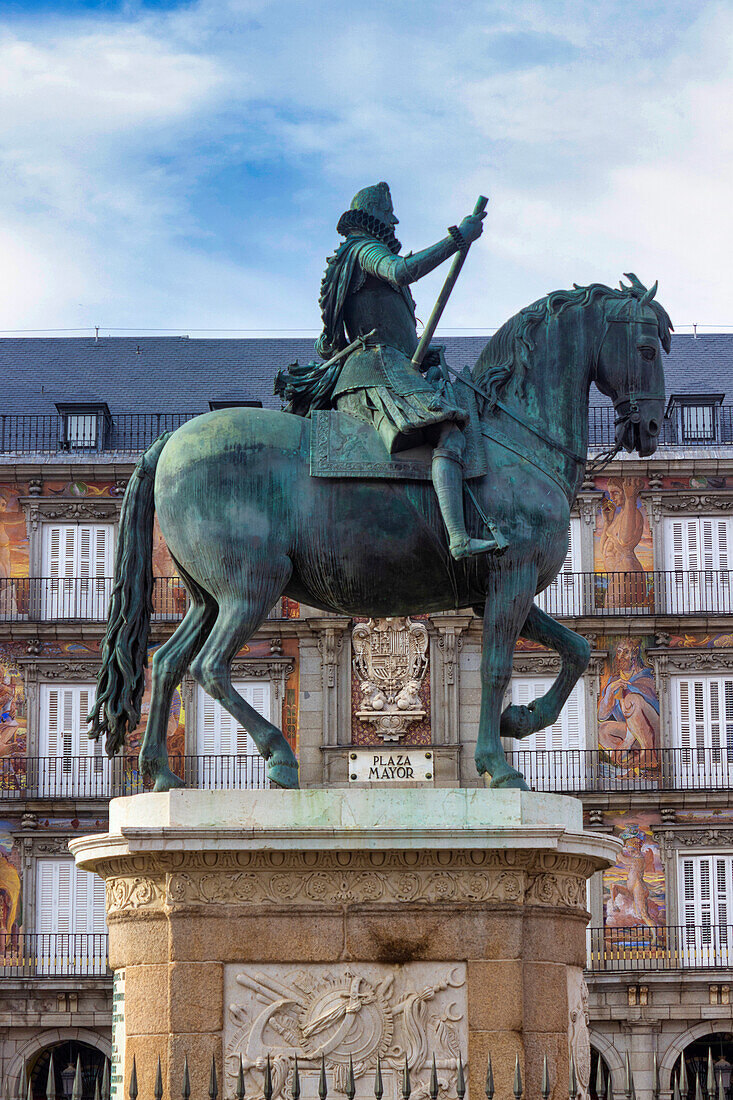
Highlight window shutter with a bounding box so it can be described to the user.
[199,694,219,754]
[670,521,685,571]
[232,681,270,755]
[78,526,92,579]
[509,677,585,752]
[45,688,62,757]
[678,679,692,757]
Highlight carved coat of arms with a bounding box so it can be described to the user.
[352,617,429,740]
[224,963,466,1100]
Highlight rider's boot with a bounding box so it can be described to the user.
[432,448,505,560]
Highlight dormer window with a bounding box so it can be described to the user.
[208,399,263,411]
[666,394,724,445]
[55,403,111,450]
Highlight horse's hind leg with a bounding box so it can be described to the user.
[140,583,218,792]
[500,603,590,740]
[189,563,299,790]
[474,563,536,788]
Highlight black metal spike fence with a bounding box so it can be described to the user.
[8,1046,730,1100]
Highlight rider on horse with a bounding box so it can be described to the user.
[281,182,504,561]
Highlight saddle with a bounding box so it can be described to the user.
[309,369,487,481]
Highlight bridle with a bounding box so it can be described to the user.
[442,296,664,490]
[586,301,665,474]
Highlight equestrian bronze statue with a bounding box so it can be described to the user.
[89,185,670,793]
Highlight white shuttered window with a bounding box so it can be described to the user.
[39,684,108,797]
[41,523,114,619]
[664,517,732,613]
[679,854,733,965]
[671,675,733,788]
[35,858,107,974]
[537,519,583,615]
[196,682,271,789]
[505,676,586,791]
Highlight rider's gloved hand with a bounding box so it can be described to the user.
[458,211,486,243]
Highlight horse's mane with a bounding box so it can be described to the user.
[472,276,674,405]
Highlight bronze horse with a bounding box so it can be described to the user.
[90,277,670,791]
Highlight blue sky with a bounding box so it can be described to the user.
[0,0,731,336]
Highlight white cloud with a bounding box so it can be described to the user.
[0,0,730,335]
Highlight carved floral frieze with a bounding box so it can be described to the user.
[101,849,595,917]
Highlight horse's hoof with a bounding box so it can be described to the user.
[268,759,300,789]
[152,767,186,793]
[489,769,530,791]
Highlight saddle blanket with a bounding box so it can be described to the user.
[310,372,487,481]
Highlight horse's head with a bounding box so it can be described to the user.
[593,273,672,458]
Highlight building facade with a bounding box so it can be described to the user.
[0,334,732,1100]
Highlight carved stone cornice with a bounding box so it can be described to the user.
[20,496,121,530]
[19,658,101,681]
[655,825,733,862]
[512,654,562,675]
[643,491,733,518]
[230,658,294,700]
[576,495,602,526]
[649,647,733,679]
[99,848,595,917]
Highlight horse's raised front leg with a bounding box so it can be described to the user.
[474,564,536,788]
[139,583,217,792]
[189,560,299,790]
[500,603,591,740]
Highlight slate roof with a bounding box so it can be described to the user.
[0,333,731,417]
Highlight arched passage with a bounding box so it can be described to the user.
[590,1030,626,1089]
[661,1023,733,1094]
[670,1032,733,1100]
[8,1032,111,1100]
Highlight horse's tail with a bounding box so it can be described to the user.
[89,433,172,755]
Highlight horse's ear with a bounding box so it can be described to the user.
[639,280,658,306]
[622,272,646,292]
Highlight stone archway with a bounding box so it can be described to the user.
[8,1030,112,1099]
[590,1031,626,1091]
[660,1021,733,1092]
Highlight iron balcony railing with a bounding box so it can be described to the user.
[537,568,733,617]
[588,406,733,448]
[2,408,733,454]
[0,754,269,799]
[587,924,733,971]
[504,747,733,793]
[0,578,289,622]
[0,931,108,976]
[0,413,192,453]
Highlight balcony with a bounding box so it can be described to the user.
[2,408,733,454]
[588,406,733,449]
[0,932,108,977]
[587,925,733,971]
[0,754,269,799]
[503,747,733,792]
[537,569,733,617]
[0,578,290,622]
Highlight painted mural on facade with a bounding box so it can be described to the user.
[665,631,733,648]
[0,647,26,790]
[593,477,653,611]
[597,637,660,780]
[0,822,22,939]
[603,811,665,950]
[0,487,29,617]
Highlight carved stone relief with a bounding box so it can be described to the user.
[352,618,429,741]
[567,968,590,1100]
[223,962,467,1100]
[101,849,595,916]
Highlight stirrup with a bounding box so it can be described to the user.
[449,534,506,561]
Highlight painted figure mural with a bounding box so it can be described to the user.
[0,824,21,939]
[595,477,652,610]
[603,813,665,946]
[598,638,659,775]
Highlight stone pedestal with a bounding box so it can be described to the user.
[71,791,618,1100]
